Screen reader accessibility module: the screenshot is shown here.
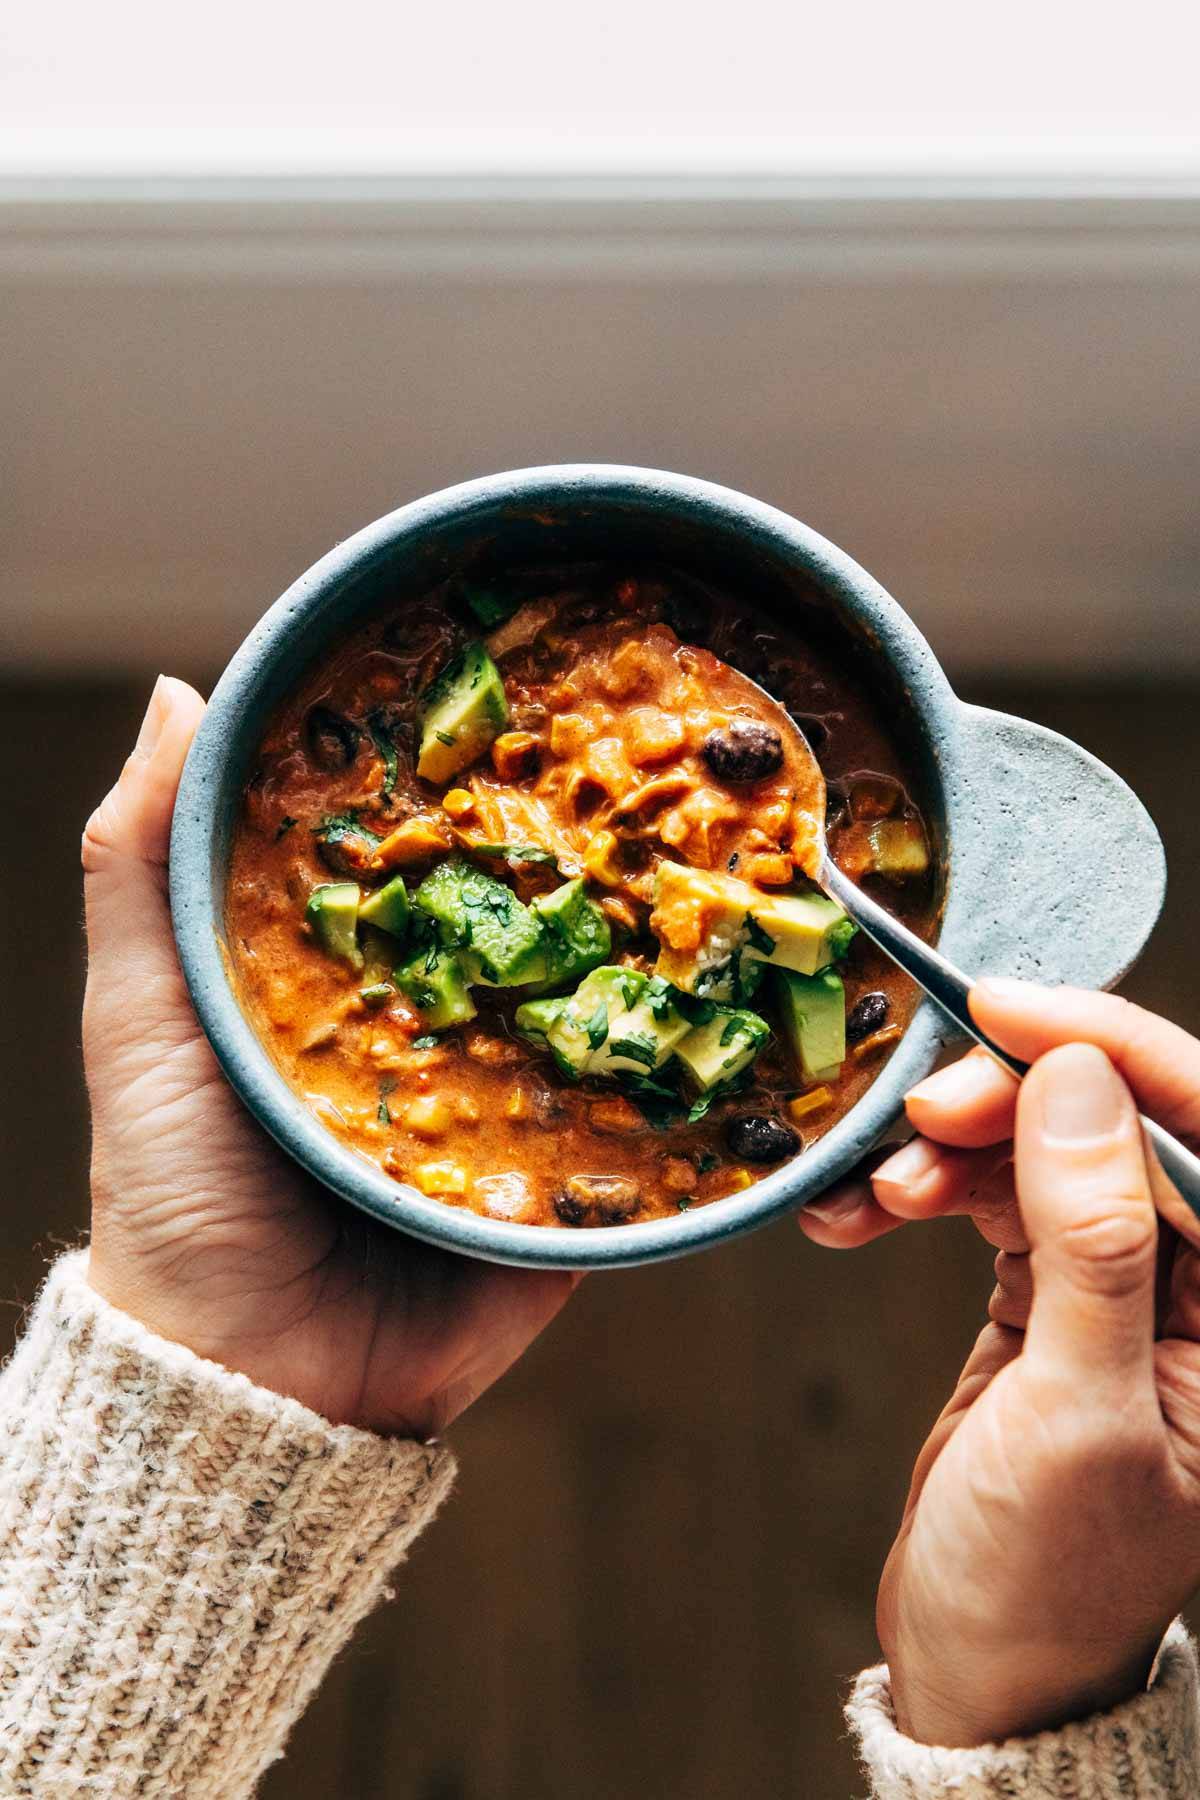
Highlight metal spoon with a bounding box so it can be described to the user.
[742,681,1200,1220]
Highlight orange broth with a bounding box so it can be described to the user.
[226,569,935,1227]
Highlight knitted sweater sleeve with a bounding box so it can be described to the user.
[0,1251,455,1798]
[847,1624,1200,1799]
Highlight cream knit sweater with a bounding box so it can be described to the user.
[2,1254,1199,1798]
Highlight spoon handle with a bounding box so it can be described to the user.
[820,859,1200,1222]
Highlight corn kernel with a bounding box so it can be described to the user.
[583,829,622,887]
[404,1095,452,1138]
[789,1086,834,1122]
[506,1085,532,1122]
[442,788,475,819]
[728,1169,754,1192]
[412,1161,467,1196]
[490,731,540,781]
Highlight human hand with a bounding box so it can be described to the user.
[83,677,576,1436]
[802,980,1200,1745]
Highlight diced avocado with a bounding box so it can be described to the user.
[360,923,396,986]
[529,878,612,990]
[592,975,691,1079]
[417,642,509,784]
[741,891,856,977]
[866,817,930,880]
[675,1005,770,1092]
[532,966,688,1083]
[775,968,846,1083]
[414,857,545,987]
[514,996,568,1045]
[358,874,410,939]
[544,966,642,1077]
[393,946,477,1030]
[650,862,756,1003]
[651,862,845,1001]
[305,883,362,969]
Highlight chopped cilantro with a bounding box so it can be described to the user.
[829,917,858,961]
[697,1152,719,1173]
[423,941,441,975]
[687,1093,715,1124]
[585,1003,610,1051]
[744,912,776,957]
[275,815,297,840]
[644,977,676,1021]
[720,1016,745,1046]
[465,588,517,629]
[412,1034,439,1050]
[435,729,457,748]
[619,974,644,1011]
[608,1032,659,1070]
[377,1077,397,1125]
[367,710,400,801]
[674,990,717,1026]
[676,1194,694,1211]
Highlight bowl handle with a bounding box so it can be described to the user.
[937,704,1166,997]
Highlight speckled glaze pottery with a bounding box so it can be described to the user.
[170,466,1166,1271]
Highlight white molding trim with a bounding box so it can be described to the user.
[4,178,1200,282]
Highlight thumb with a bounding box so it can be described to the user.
[1019,1042,1158,1388]
[82,677,207,1068]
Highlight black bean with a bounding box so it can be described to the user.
[554,1173,642,1226]
[702,718,785,783]
[305,705,360,771]
[846,991,890,1044]
[725,1115,800,1164]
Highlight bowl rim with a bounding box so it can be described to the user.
[170,463,966,1270]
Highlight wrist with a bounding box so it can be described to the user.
[891,1641,1163,1748]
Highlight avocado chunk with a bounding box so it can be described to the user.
[650,862,756,1002]
[414,857,545,987]
[529,878,612,990]
[305,882,363,969]
[864,817,930,880]
[592,974,692,1079]
[514,996,568,1046]
[543,967,642,1077]
[530,966,689,1083]
[416,642,509,784]
[393,945,477,1030]
[742,891,855,977]
[775,968,846,1083]
[650,862,849,999]
[357,874,410,939]
[675,1005,770,1092]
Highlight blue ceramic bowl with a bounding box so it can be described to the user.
[170,465,1165,1270]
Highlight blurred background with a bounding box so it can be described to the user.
[4,4,1200,1794]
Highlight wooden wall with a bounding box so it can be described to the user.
[3,678,1197,1798]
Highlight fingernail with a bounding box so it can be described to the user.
[908,1056,998,1110]
[805,1186,867,1224]
[134,676,170,757]
[1040,1045,1125,1142]
[873,1136,941,1190]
